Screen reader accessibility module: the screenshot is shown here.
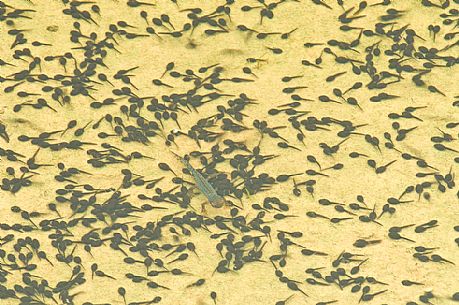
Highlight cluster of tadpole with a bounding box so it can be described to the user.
[0,0,459,304]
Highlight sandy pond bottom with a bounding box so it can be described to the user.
[0,0,458,304]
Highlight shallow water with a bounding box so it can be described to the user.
[0,0,458,304]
